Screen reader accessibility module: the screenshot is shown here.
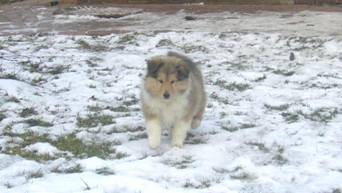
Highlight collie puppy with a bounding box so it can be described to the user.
[141,51,206,148]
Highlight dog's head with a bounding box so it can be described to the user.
[144,55,190,101]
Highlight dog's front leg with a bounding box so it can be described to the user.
[146,119,162,149]
[172,120,191,147]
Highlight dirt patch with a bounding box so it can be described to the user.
[106,3,342,13]
[0,1,341,36]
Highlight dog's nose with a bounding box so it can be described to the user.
[163,92,170,99]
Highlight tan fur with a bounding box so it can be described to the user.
[141,52,206,148]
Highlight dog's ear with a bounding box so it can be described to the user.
[176,64,189,81]
[146,58,163,78]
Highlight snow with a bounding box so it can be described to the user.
[1,8,342,193]
[24,142,60,156]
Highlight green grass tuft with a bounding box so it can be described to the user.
[19,108,38,118]
[24,119,53,127]
[246,142,270,153]
[214,80,251,91]
[264,104,289,111]
[7,96,20,103]
[0,111,6,121]
[163,156,194,169]
[47,65,69,75]
[4,146,55,162]
[26,170,44,179]
[52,164,83,174]
[54,134,113,159]
[110,105,130,112]
[77,114,115,128]
[95,167,115,175]
[2,131,115,161]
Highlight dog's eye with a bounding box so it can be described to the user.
[158,80,163,83]
[170,80,176,84]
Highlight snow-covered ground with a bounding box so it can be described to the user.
[1,8,342,193]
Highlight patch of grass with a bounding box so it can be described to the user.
[117,34,137,44]
[185,133,207,145]
[212,167,230,174]
[106,125,144,134]
[286,36,324,51]
[2,131,57,162]
[95,167,115,175]
[182,44,208,54]
[2,125,15,136]
[19,107,38,118]
[128,132,147,141]
[156,39,175,47]
[76,39,91,49]
[222,123,256,132]
[264,104,289,111]
[0,111,6,121]
[281,112,299,123]
[7,96,20,103]
[272,146,288,165]
[225,61,249,70]
[273,69,295,76]
[21,61,41,73]
[0,73,20,80]
[47,65,69,75]
[4,182,13,189]
[304,107,338,123]
[52,164,83,174]
[282,107,338,123]
[214,80,251,91]
[3,131,114,160]
[183,178,211,189]
[333,189,342,193]
[4,146,55,162]
[24,119,53,127]
[76,114,115,128]
[88,84,96,89]
[114,151,129,159]
[8,132,51,146]
[66,164,83,173]
[255,74,267,82]
[246,142,270,153]
[123,97,139,106]
[86,60,99,68]
[209,92,229,104]
[185,137,207,145]
[54,134,113,159]
[26,170,44,179]
[86,57,104,67]
[163,156,194,169]
[109,105,130,112]
[87,105,102,112]
[230,171,255,181]
[31,77,45,85]
[228,166,256,181]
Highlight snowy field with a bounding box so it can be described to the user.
[1,8,342,193]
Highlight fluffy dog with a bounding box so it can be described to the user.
[141,51,206,148]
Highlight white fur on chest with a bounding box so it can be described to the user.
[143,91,189,128]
